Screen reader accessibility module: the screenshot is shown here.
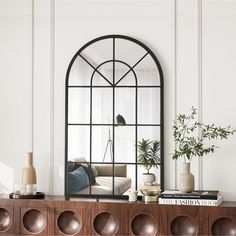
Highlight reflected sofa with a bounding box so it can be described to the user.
[68,163,131,195]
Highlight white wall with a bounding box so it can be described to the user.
[0,0,32,192]
[201,0,236,199]
[0,0,236,200]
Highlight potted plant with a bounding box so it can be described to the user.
[172,107,236,192]
[137,138,161,185]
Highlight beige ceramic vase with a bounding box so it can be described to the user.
[179,163,194,193]
[22,152,37,185]
[142,173,155,185]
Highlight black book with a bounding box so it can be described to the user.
[160,189,220,200]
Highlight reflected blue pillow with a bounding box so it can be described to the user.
[68,166,89,193]
[91,165,98,177]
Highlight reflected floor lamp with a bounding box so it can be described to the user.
[102,114,126,162]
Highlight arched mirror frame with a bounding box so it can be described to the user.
[65,35,164,199]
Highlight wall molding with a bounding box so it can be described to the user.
[30,0,34,152]
[197,0,203,190]
[173,0,177,190]
[31,0,55,194]
[50,0,55,195]
[174,0,202,190]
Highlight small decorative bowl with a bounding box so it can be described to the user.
[140,189,159,196]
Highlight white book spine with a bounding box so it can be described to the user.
[159,196,223,206]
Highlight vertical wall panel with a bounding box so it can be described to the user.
[0,0,32,193]
[164,0,177,190]
[175,0,200,189]
[202,0,236,200]
[33,0,53,194]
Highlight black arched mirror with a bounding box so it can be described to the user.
[65,35,164,199]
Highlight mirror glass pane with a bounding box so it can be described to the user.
[67,126,90,161]
[91,164,113,195]
[92,88,113,124]
[92,63,113,86]
[127,164,136,190]
[68,88,90,124]
[138,88,160,124]
[115,126,135,163]
[114,164,135,195]
[115,38,147,67]
[69,56,94,86]
[80,38,113,68]
[67,162,92,195]
[138,126,160,142]
[92,126,113,163]
[135,54,161,86]
[114,62,133,86]
[115,88,136,124]
[137,164,161,189]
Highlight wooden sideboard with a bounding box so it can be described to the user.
[0,195,236,235]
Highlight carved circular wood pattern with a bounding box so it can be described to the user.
[22,209,46,234]
[170,215,198,236]
[93,212,119,235]
[211,217,236,235]
[57,210,81,235]
[0,208,11,232]
[131,213,158,236]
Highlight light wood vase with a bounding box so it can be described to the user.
[22,152,37,185]
[179,163,194,193]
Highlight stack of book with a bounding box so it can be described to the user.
[159,190,223,206]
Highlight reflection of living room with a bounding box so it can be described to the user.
[68,158,132,195]
[68,115,136,196]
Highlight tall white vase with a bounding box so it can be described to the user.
[179,163,194,193]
